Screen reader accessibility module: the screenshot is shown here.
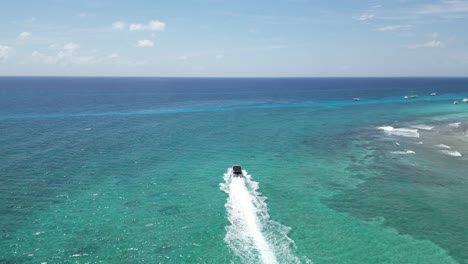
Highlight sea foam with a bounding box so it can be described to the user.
[440,150,462,157]
[220,169,307,264]
[391,150,415,155]
[378,126,420,138]
[435,144,451,149]
[411,125,434,130]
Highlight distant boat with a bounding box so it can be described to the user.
[453,101,459,105]
[353,98,360,101]
[462,98,468,103]
[430,93,437,96]
[404,91,418,99]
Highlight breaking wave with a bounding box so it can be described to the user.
[220,169,309,264]
[391,150,415,155]
[378,126,420,138]
[435,144,451,149]
[440,150,462,157]
[448,122,461,128]
[411,124,434,130]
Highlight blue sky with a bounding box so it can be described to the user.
[0,0,467,77]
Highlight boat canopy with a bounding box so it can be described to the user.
[233,165,242,174]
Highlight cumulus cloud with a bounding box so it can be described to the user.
[63,42,80,53]
[113,20,166,31]
[353,13,375,21]
[18,32,32,39]
[137,40,154,47]
[0,45,16,62]
[147,20,166,31]
[407,40,445,49]
[57,43,90,64]
[108,53,120,59]
[129,23,144,31]
[30,42,99,65]
[129,20,166,31]
[112,21,127,30]
[31,51,55,64]
[216,54,224,59]
[377,25,413,31]
[31,51,46,59]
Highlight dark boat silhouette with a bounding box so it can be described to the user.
[232,165,243,177]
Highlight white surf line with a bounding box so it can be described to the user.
[391,150,415,155]
[410,124,434,130]
[222,169,278,264]
[378,126,420,138]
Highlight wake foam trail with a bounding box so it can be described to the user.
[220,169,309,264]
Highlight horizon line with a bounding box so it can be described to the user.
[1,76,468,79]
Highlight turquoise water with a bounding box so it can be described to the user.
[1,78,468,263]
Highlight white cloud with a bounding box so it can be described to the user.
[176,55,188,61]
[147,20,166,31]
[31,51,44,58]
[113,20,167,31]
[18,32,32,39]
[129,23,144,31]
[431,32,439,38]
[129,20,166,31]
[416,0,468,14]
[67,56,97,65]
[63,42,80,53]
[0,45,16,62]
[353,13,375,21]
[377,25,413,31]
[112,21,127,30]
[216,54,224,59]
[48,44,59,50]
[407,40,445,49]
[31,51,55,64]
[30,42,99,65]
[137,40,154,47]
[109,53,120,59]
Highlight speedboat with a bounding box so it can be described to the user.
[353,98,360,101]
[232,165,243,177]
[430,93,437,96]
[404,95,418,99]
[454,101,459,105]
[462,98,468,103]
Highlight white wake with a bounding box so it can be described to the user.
[220,168,309,264]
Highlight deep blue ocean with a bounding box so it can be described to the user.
[1,77,468,263]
